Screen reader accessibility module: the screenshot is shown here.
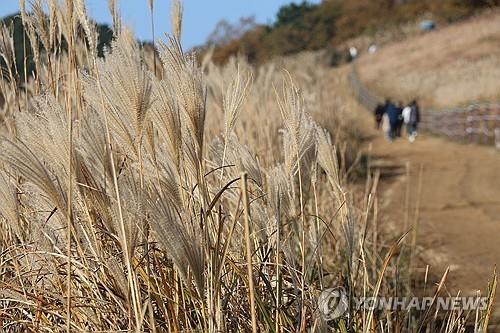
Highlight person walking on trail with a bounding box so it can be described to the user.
[385,99,399,141]
[382,111,390,140]
[402,104,412,136]
[374,102,385,130]
[395,101,404,137]
[403,99,421,142]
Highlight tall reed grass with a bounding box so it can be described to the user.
[0,1,495,331]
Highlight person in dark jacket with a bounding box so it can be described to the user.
[374,102,385,130]
[395,101,404,137]
[385,99,399,141]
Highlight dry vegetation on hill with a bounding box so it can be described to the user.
[204,0,500,65]
[357,10,500,109]
[0,0,497,331]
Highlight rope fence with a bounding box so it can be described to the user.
[350,63,500,148]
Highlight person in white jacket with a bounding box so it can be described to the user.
[403,100,420,142]
[402,105,411,125]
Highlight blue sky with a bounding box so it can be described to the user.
[0,0,320,49]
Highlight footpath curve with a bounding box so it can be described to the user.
[349,68,500,325]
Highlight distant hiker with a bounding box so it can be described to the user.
[382,99,392,139]
[403,99,421,142]
[402,104,411,128]
[395,101,404,137]
[374,102,385,130]
[349,46,358,60]
[382,112,390,140]
[385,99,399,141]
[368,44,377,54]
[420,20,435,31]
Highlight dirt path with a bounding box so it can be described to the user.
[325,64,499,317]
[362,118,500,312]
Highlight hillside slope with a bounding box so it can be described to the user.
[357,10,500,109]
[205,0,500,65]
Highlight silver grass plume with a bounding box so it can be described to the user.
[223,65,252,139]
[55,2,71,51]
[108,0,121,33]
[158,37,205,150]
[316,126,343,203]
[150,75,182,170]
[267,165,295,218]
[48,0,57,50]
[18,0,26,23]
[147,186,204,297]
[171,0,183,41]
[158,36,206,185]
[276,74,315,177]
[219,65,252,182]
[82,30,152,159]
[0,95,74,214]
[316,127,354,265]
[30,0,50,53]
[76,107,114,181]
[110,170,143,257]
[0,138,67,216]
[75,0,97,55]
[142,142,183,208]
[75,108,116,232]
[18,95,73,179]
[0,25,17,75]
[209,134,262,187]
[18,0,40,78]
[0,172,22,239]
[0,91,16,136]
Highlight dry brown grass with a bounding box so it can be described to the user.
[357,10,500,109]
[0,1,495,331]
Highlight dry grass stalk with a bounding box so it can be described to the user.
[241,172,258,333]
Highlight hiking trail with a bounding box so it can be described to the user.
[360,112,500,322]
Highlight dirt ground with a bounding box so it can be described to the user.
[359,113,500,323]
